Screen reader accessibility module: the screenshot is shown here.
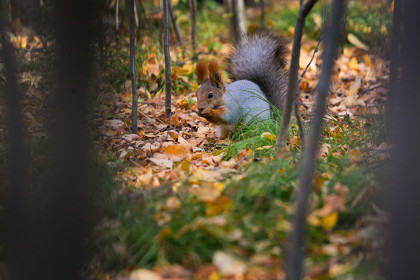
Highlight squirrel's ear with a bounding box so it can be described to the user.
[196,61,209,83]
[208,59,223,89]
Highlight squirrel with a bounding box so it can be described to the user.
[195,31,288,138]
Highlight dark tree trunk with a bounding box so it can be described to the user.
[3,0,96,279]
[387,1,420,279]
[0,10,30,280]
[130,0,138,133]
[286,0,344,279]
[163,0,172,117]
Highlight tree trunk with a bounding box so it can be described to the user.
[286,0,344,279]
[260,0,265,28]
[276,0,317,152]
[130,0,138,133]
[163,0,172,117]
[231,0,247,42]
[188,0,197,59]
[387,1,420,279]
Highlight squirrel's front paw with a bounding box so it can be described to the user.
[200,108,212,117]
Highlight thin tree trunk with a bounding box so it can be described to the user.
[260,0,265,28]
[286,0,344,279]
[276,0,317,152]
[168,0,182,45]
[163,0,172,117]
[188,0,197,59]
[130,0,138,133]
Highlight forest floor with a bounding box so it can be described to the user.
[1,1,393,279]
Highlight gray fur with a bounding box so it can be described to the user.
[222,80,271,124]
[226,31,288,111]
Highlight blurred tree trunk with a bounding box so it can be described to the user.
[188,0,197,59]
[387,0,420,279]
[0,9,30,280]
[168,0,182,45]
[231,0,246,43]
[260,0,265,28]
[286,0,344,279]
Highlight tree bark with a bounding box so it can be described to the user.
[188,0,197,59]
[276,0,317,153]
[164,0,172,117]
[0,10,30,280]
[387,1,420,279]
[286,0,344,279]
[130,0,138,133]
[231,0,246,43]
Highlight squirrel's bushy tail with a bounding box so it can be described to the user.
[225,31,288,111]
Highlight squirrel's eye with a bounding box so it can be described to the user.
[208,93,214,98]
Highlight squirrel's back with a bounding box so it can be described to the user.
[225,31,288,111]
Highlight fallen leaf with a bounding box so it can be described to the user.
[347,33,369,51]
[321,211,338,231]
[213,251,246,277]
[149,157,173,169]
[261,132,276,141]
[129,268,162,280]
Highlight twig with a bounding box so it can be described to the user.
[231,155,248,168]
[361,84,388,95]
[294,35,323,151]
[297,36,323,89]
[115,0,119,30]
[144,129,169,158]
[168,0,183,45]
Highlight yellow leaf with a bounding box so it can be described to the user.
[349,57,358,71]
[321,212,338,230]
[261,132,276,141]
[206,196,232,216]
[209,271,220,280]
[363,55,372,67]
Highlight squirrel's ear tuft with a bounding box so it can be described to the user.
[208,59,223,88]
[196,61,209,83]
